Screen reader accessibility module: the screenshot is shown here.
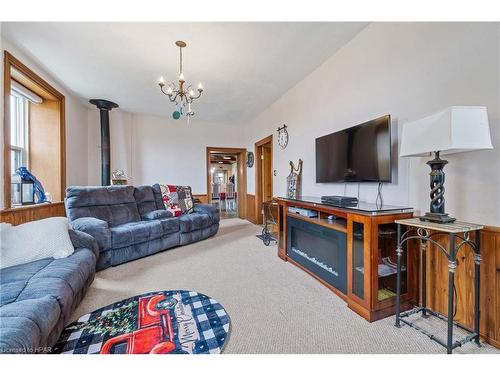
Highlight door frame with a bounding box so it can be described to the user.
[254,134,273,225]
[206,147,247,219]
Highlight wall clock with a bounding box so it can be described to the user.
[246,151,254,168]
[277,124,289,149]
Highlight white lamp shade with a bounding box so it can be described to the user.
[400,106,493,157]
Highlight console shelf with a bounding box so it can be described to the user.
[286,211,347,233]
[276,196,416,322]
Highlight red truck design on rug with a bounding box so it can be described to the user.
[100,295,176,354]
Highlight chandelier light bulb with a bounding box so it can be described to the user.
[179,72,185,82]
[159,76,165,85]
[189,89,195,97]
[198,83,203,91]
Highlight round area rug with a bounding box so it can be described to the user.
[53,290,230,354]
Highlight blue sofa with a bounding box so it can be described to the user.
[0,230,98,353]
[65,184,219,271]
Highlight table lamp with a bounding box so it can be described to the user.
[400,106,493,223]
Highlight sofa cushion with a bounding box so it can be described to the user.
[30,249,96,300]
[142,210,172,221]
[158,217,180,235]
[178,213,212,233]
[0,296,61,351]
[134,185,164,217]
[0,258,53,306]
[110,221,164,249]
[65,186,141,227]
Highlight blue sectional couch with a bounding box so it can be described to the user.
[0,184,217,353]
[0,230,98,353]
[65,184,219,271]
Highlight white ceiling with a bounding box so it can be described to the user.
[2,22,367,122]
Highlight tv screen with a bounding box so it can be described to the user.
[315,115,392,183]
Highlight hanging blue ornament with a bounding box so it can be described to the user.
[172,110,181,120]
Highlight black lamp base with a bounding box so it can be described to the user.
[419,212,456,224]
[420,151,457,224]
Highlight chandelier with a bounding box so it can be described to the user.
[158,40,203,120]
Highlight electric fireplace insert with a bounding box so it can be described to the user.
[286,216,347,293]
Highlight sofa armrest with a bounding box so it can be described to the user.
[68,229,100,258]
[193,204,219,222]
[70,217,111,251]
[141,209,173,221]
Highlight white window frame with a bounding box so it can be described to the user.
[10,91,29,179]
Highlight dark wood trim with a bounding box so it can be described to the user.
[254,134,273,225]
[193,194,208,204]
[0,201,65,225]
[3,51,12,208]
[246,194,256,224]
[421,226,500,349]
[3,51,66,209]
[206,146,247,219]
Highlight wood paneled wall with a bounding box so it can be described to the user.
[423,226,500,348]
[246,194,257,224]
[193,194,208,204]
[0,202,66,225]
[1,195,210,226]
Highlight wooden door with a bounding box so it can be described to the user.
[262,144,272,203]
[254,135,273,225]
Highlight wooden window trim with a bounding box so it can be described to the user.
[3,51,66,210]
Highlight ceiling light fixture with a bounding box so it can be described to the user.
[158,41,203,121]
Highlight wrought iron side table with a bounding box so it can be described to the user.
[394,218,483,354]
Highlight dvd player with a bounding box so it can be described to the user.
[321,195,358,207]
[287,206,318,218]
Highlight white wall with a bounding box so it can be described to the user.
[244,23,500,226]
[0,37,90,207]
[87,111,246,194]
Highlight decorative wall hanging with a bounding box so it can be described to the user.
[246,151,254,168]
[158,41,204,122]
[286,159,303,199]
[277,124,289,149]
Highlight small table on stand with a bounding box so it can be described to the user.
[394,218,483,354]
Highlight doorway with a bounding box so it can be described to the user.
[255,135,273,225]
[206,147,247,220]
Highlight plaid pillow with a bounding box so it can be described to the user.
[176,185,194,214]
[160,184,182,217]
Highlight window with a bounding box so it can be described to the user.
[10,92,29,178]
[3,51,65,209]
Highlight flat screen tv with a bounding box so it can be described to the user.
[315,115,392,183]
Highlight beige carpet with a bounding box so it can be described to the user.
[72,218,499,354]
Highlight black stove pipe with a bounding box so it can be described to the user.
[89,99,119,186]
